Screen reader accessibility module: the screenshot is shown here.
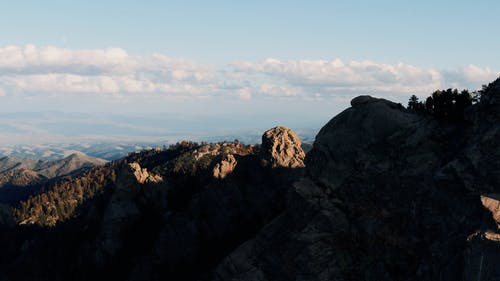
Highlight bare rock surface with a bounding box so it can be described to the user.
[129,162,163,184]
[260,126,305,169]
[213,154,237,179]
[481,194,500,227]
[307,95,418,190]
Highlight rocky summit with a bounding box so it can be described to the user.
[261,126,306,169]
[0,78,499,280]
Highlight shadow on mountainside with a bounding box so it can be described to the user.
[2,77,500,280]
[0,127,306,281]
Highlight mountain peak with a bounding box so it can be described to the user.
[34,153,107,178]
[260,126,305,168]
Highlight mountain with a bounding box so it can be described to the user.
[0,153,106,179]
[215,81,500,281]
[0,77,499,280]
[0,153,107,203]
[0,130,318,161]
[0,156,41,173]
[34,152,107,178]
[0,142,160,161]
[0,169,46,202]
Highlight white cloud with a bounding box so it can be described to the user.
[0,88,5,97]
[238,88,252,100]
[259,84,297,97]
[462,64,500,83]
[3,73,213,96]
[0,45,497,103]
[233,58,444,95]
[0,45,132,73]
[0,45,219,96]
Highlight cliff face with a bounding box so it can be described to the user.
[1,78,500,281]
[216,78,500,281]
[307,96,418,190]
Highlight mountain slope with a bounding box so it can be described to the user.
[215,79,500,281]
[0,131,304,280]
[0,156,41,173]
[35,152,108,178]
[0,77,499,280]
[0,153,107,204]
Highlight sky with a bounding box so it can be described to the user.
[0,0,499,143]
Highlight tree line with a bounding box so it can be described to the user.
[406,84,489,122]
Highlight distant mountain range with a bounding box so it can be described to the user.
[0,153,107,203]
[0,128,317,161]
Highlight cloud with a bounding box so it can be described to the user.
[0,45,132,74]
[3,74,210,95]
[0,88,5,97]
[0,45,497,103]
[233,58,444,95]
[238,88,252,100]
[0,45,218,97]
[462,64,500,83]
[259,84,297,97]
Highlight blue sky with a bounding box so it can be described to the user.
[2,0,499,67]
[0,1,499,143]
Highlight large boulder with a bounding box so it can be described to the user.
[260,126,305,169]
[306,95,418,190]
[213,154,237,179]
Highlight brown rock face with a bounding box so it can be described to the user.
[481,194,500,227]
[260,126,305,168]
[213,154,237,179]
[129,162,163,184]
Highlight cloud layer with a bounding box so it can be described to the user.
[0,45,498,102]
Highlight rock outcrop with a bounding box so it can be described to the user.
[213,154,237,179]
[481,195,500,227]
[129,162,163,184]
[307,95,418,190]
[260,126,305,169]
[216,87,500,281]
[95,162,164,265]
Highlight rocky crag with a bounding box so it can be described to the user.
[0,78,500,280]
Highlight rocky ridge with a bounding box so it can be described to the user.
[0,78,500,280]
[215,78,500,281]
